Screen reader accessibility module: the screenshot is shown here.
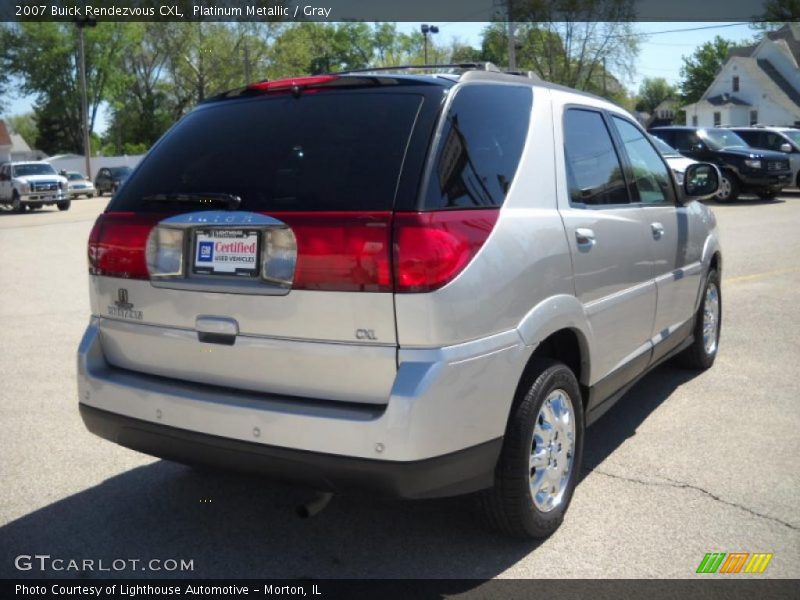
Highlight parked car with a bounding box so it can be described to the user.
[65,171,96,198]
[728,126,800,189]
[651,135,698,185]
[94,166,132,196]
[78,68,722,539]
[649,126,791,201]
[0,161,69,212]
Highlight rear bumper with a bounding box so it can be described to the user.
[78,319,531,497]
[80,403,501,498]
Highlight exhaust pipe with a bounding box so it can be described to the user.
[296,492,333,518]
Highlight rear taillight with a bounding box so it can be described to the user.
[393,209,500,293]
[88,212,163,279]
[87,208,499,293]
[273,212,393,292]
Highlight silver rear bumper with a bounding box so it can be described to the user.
[78,318,531,466]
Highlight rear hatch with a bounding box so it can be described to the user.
[88,76,445,405]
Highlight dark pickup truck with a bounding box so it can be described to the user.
[649,126,791,201]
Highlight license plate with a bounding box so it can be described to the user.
[193,229,260,277]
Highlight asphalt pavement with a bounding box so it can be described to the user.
[0,194,798,580]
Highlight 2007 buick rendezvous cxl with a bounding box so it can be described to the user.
[78,65,722,538]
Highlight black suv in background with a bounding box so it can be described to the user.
[650,126,791,201]
[94,166,133,196]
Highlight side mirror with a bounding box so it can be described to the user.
[683,163,719,198]
[780,142,792,153]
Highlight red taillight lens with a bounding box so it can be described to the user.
[88,212,163,279]
[247,75,339,92]
[393,209,500,293]
[272,212,393,292]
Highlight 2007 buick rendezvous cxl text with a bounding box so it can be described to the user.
[78,65,723,538]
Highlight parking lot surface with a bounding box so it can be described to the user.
[0,195,798,579]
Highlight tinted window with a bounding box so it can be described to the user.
[672,130,702,153]
[762,132,787,151]
[110,93,422,212]
[613,117,672,205]
[735,130,760,146]
[424,85,531,209]
[68,172,85,181]
[564,109,629,206]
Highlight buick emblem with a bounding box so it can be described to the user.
[114,288,134,310]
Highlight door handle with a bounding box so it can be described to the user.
[575,228,596,248]
[651,222,665,239]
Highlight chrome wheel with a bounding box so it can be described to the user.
[702,282,720,355]
[530,389,575,512]
[715,176,732,201]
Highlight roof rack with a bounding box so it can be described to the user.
[334,62,506,76]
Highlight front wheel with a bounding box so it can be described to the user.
[715,173,739,202]
[677,269,721,370]
[479,358,584,538]
[57,200,71,211]
[11,191,25,213]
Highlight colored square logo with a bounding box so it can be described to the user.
[198,241,214,262]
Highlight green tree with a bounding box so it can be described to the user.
[635,77,677,113]
[679,36,734,104]
[3,22,126,154]
[5,113,38,147]
[503,0,639,90]
[751,0,800,29]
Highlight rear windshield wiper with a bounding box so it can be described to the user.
[142,192,242,211]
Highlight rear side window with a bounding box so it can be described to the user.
[109,93,422,212]
[423,85,531,209]
[564,109,629,206]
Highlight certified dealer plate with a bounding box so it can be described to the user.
[193,229,260,277]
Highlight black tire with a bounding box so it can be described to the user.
[715,172,739,202]
[479,358,585,539]
[57,200,71,211]
[11,191,25,213]
[757,188,780,200]
[677,269,721,370]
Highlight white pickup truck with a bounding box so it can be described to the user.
[0,161,70,212]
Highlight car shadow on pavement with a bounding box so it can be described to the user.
[0,364,698,583]
[580,363,697,477]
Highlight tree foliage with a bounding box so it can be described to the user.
[678,36,735,105]
[1,16,640,155]
[635,77,677,113]
[751,0,800,30]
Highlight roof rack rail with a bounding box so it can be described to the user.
[334,62,503,75]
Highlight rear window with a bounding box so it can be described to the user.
[109,93,422,212]
[423,84,531,209]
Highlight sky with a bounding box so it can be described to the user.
[3,21,757,136]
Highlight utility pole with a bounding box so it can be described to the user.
[243,38,252,84]
[420,24,439,65]
[75,17,96,180]
[507,1,516,71]
[602,57,607,96]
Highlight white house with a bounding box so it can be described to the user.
[683,24,800,128]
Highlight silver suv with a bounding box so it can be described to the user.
[78,67,723,538]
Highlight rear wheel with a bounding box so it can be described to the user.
[715,173,739,202]
[677,269,721,370]
[479,358,584,539]
[57,200,71,211]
